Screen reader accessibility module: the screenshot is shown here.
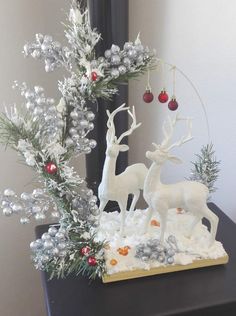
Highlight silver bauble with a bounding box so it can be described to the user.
[41,43,50,52]
[86,111,95,121]
[55,232,65,241]
[118,65,126,75]
[69,127,78,136]
[167,248,175,257]
[4,189,15,197]
[79,120,89,128]
[104,49,112,59]
[21,192,32,200]
[48,226,58,237]
[124,42,133,51]
[111,68,119,78]
[72,120,78,126]
[127,49,138,59]
[20,217,30,224]
[70,111,79,120]
[72,134,80,141]
[12,204,23,213]
[3,207,13,217]
[88,123,94,131]
[111,44,120,54]
[167,256,174,264]
[158,255,165,263]
[44,240,54,250]
[111,54,121,65]
[24,91,35,100]
[65,138,74,147]
[89,139,97,149]
[42,233,51,241]
[123,57,131,68]
[84,147,92,154]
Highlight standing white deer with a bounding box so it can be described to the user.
[143,114,219,245]
[98,104,148,235]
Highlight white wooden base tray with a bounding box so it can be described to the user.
[102,254,229,283]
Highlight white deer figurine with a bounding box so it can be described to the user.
[98,103,148,235]
[143,114,219,245]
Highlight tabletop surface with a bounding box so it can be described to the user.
[37,203,236,316]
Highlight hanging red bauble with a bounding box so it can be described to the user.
[143,90,154,103]
[91,71,98,81]
[87,256,97,266]
[158,90,169,103]
[168,98,179,111]
[44,162,57,175]
[80,246,91,256]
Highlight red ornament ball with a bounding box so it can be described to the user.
[87,256,97,266]
[168,98,179,111]
[143,90,154,103]
[91,71,98,81]
[80,246,91,256]
[158,90,169,103]
[44,162,57,175]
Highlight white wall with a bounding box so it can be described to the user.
[129,0,236,221]
[0,1,85,315]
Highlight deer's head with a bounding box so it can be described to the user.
[106,103,141,158]
[146,114,193,166]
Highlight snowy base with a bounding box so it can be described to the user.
[95,208,228,281]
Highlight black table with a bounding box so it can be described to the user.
[37,203,236,316]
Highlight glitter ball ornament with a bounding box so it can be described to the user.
[80,246,91,256]
[168,98,179,111]
[143,90,154,103]
[44,162,58,175]
[87,256,97,266]
[158,90,169,103]
[91,71,98,81]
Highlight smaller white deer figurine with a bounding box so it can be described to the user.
[143,114,219,245]
[98,104,148,235]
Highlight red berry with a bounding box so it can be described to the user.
[44,162,57,175]
[168,98,179,111]
[91,71,98,81]
[143,90,154,103]
[87,256,97,266]
[80,246,91,256]
[158,90,169,103]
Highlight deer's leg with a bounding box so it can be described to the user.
[185,215,202,238]
[98,199,108,223]
[203,206,219,245]
[129,190,140,213]
[118,199,127,236]
[159,211,168,244]
[143,207,154,234]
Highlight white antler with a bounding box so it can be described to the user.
[106,103,129,144]
[117,106,141,143]
[166,117,193,151]
[160,114,193,150]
